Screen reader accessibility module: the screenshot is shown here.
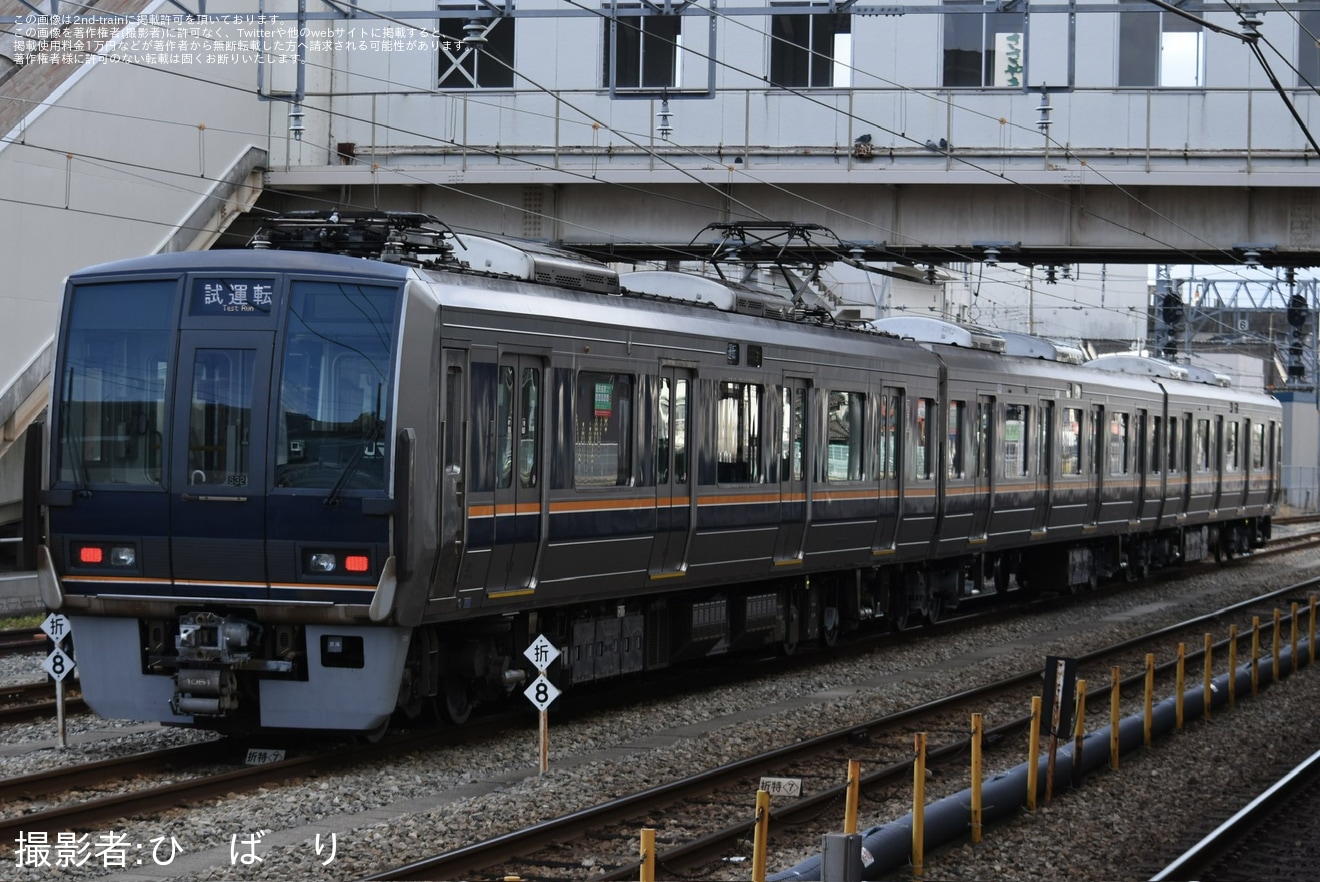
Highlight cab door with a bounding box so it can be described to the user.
[488,354,544,593]
[432,347,469,599]
[169,331,273,594]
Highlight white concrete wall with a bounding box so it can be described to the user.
[277,0,1320,181]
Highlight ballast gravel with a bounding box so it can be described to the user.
[4,546,1320,881]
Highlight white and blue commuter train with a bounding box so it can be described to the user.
[28,213,1281,734]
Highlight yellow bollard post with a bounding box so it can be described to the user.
[1273,608,1282,684]
[971,714,983,844]
[1027,696,1042,812]
[1291,602,1300,675]
[1252,616,1261,697]
[1144,653,1155,746]
[844,759,860,835]
[1175,644,1186,730]
[1228,624,1238,709]
[1071,679,1086,790]
[639,828,655,882]
[752,789,770,882]
[913,733,927,877]
[1110,666,1121,771]
[1203,633,1213,722]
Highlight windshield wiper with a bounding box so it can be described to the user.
[324,416,385,508]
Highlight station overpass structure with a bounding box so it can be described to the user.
[4,0,1320,580]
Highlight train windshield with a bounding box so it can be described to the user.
[274,280,401,491]
[56,280,175,486]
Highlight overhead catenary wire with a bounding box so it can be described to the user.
[0,4,1313,329]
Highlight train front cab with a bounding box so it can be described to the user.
[38,253,417,733]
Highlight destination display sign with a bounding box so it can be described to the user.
[189,278,277,316]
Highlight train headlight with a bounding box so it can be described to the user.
[74,543,138,568]
[308,552,337,573]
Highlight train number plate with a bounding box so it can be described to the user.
[245,748,286,765]
[759,777,802,797]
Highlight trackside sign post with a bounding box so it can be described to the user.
[41,613,74,749]
[524,635,561,773]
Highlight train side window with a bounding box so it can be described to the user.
[1107,412,1129,476]
[1004,403,1029,478]
[1151,415,1163,475]
[717,381,762,484]
[1167,417,1181,475]
[658,377,671,485]
[781,386,806,482]
[1273,422,1281,476]
[444,364,464,474]
[519,368,540,489]
[975,396,992,479]
[915,398,934,480]
[656,376,689,486]
[496,366,515,490]
[1089,406,1103,476]
[575,371,634,488]
[1039,401,1053,477]
[1225,420,1239,472]
[1251,421,1266,470]
[1195,417,1211,473]
[947,400,965,479]
[826,390,865,481]
[1061,407,1081,475]
[880,389,901,479]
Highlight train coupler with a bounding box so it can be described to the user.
[171,668,240,716]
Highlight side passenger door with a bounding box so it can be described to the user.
[488,353,543,592]
[650,365,694,576]
[775,377,810,564]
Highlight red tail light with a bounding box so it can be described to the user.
[79,546,104,564]
[344,555,369,573]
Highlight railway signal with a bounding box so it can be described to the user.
[524,635,561,773]
[40,613,74,748]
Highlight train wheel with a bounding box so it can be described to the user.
[441,674,473,725]
[396,670,435,722]
[778,605,800,657]
[992,555,1012,596]
[820,605,840,648]
[887,588,910,632]
[926,594,945,626]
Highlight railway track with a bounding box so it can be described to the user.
[0,680,85,724]
[0,627,44,657]
[3,538,1317,878]
[364,575,1320,881]
[0,711,535,847]
[1151,748,1320,882]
